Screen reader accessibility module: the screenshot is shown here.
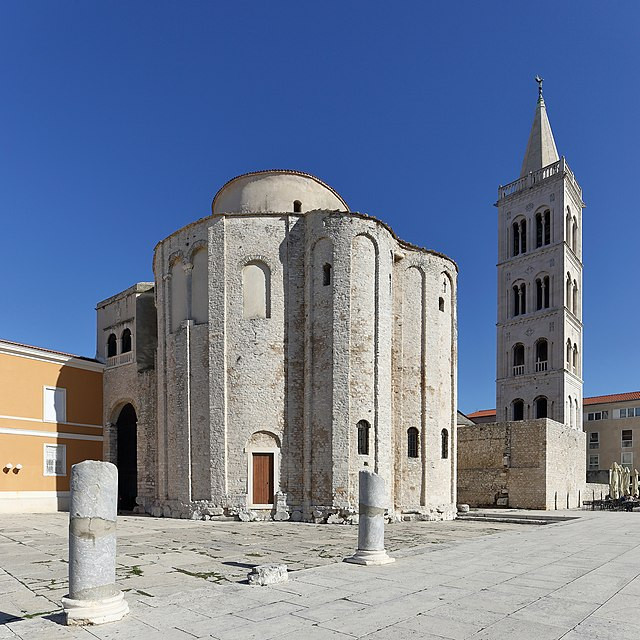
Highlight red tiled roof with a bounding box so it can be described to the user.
[467,409,497,418]
[584,392,640,406]
[468,391,640,418]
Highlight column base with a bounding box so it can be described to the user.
[344,548,395,566]
[62,590,129,626]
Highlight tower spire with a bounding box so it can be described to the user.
[520,76,559,177]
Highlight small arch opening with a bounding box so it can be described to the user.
[535,396,548,419]
[439,297,445,312]
[357,420,370,455]
[323,263,332,286]
[407,427,419,458]
[513,343,525,376]
[512,399,524,421]
[107,333,117,358]
[293,200,302,213]
[121,328,132,354]
[441,428,449,459]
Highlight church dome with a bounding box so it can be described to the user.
[211,169,350,214]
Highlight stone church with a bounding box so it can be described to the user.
[97,170,458,521]
[458,81,587,509]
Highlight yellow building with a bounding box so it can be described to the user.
[0,339,103,513]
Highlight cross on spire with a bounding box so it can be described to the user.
[535,75,544,101]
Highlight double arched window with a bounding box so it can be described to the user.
[535,275,550,310]
[535,210,551,248]
[512,218,527,256]
[513,283,526,316]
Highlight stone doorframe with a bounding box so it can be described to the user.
[246,446,280,509]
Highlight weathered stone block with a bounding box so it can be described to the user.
[247,564,288,586]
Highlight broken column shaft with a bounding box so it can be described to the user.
[62,460,129,625]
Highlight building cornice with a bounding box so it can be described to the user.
[0,340,104,373]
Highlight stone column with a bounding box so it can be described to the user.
[62,461,129,626]
[345,470,394,566]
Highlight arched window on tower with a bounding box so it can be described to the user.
[535,210,550,248]
[572,281,578,316]
[293,200,302,213]
[566,339,572,368]
[534,396,548,419]
[566,274,572,310]
[121,328,132,354]
[512,219,526,256]
[566,208,572,249]
[407,428,419,458]
[513,343,525,376]
[357,420,370,455]
[441,429,449,459]
[513,282,526,316]
[512,399,524,421]
[107,333,117,358]
[573,344,579,375]
[535,339,548,372]
[535,275,550,310]
[572,217,578,253]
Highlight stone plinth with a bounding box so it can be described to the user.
[345,470,394,566]
[62,461,129,625]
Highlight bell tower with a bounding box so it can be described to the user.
[495,78,584,428]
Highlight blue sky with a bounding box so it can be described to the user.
[1,2,638,413]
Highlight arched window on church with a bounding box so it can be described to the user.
[407,428,419,458]
[534,396,548,419]
[107,333,117,358]
[242,261,271,319]
[573,344,579,375]
[323,263,332,286]
[441,429,449,459]
[535,276,550,310]
[512,399,524,421]
[121,328,132,354]
[293,200,302,213]
[566,274,572,311]
[566,208,572,249]
[572,217,578,253]
[566,339,572,368]
[513,343,525,376]
[357,420,370,455]
[572,280,579,315]
[535,339,548,372]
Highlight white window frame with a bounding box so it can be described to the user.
[621,451,633,468]
[43,386,66,423]
[43,443,67,476]
[621,429,633,448]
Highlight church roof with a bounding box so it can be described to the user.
[520,79,559,177]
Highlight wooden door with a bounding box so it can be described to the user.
[252,453,274,504]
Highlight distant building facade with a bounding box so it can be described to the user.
[0,340,103,513]
[98,170,459,521]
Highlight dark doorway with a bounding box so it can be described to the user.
[116,403,137,511]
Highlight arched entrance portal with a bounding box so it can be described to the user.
[116,403,137,511]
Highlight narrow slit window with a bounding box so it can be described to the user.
[357,420,370,455]
[441,429,449,459]
[293,200,302,213]
[407,428,419,458]
[439,297,445,312]
[323,263,332,286]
